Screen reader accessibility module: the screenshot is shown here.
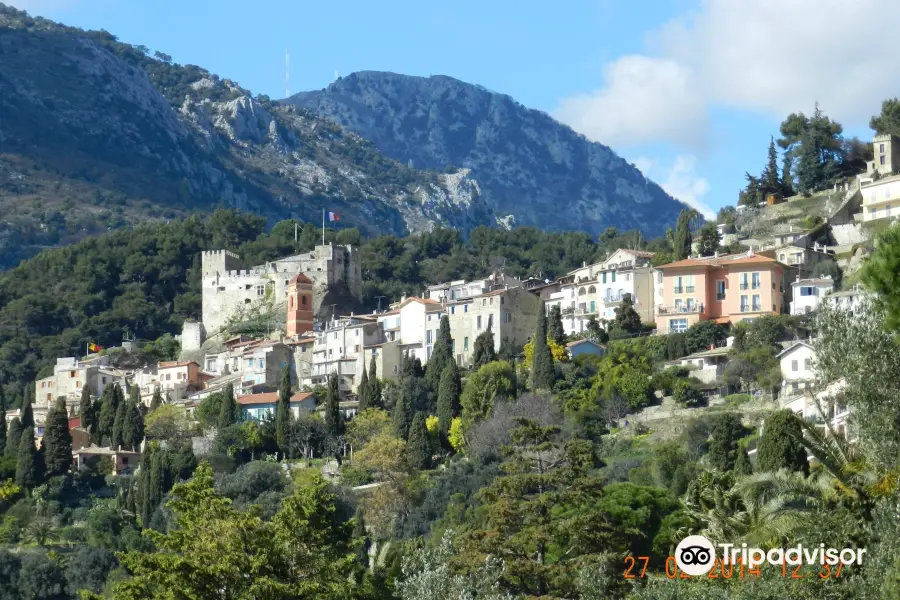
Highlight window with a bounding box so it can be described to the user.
[333,332,338,340]
[804,358,811,370]
[166,374,171,381]
[675,299,683,310]
[669,318,688,333]
[451,305,455,314]
[881,143,885,153]
[740,295,749,312]
[792,382,799,392]
[76,381,82,388]
[685,275,695,293]
[464,304,468,313]
[602,272,607,284]
[611,271,616,283]
[791,359,798,372]
[122,457,129,465]
[657,271,663,283]
[70,370,76,378]
[752,294,761,311]
[588,285,596,294]
[751,272,761,289]
[256,285,265,297]
[800,286,815,297]
[102,377,107,384]
[206,359,216,371]
[477,316,482,329]
[259,359,264,370]
[625,273,630,281]
[740,274,749,290]
[716,280,725,300]
[504,311,512,323]
[482,299,487,306]
[248,358,254,367]
[674,276,683,294]
[289,296,294,309]
[464,337,469,351]
[426,330,432,344]
[589,300,596,313]
[578,287,586,296]
[881,154,886,166]
[500,296,505,305]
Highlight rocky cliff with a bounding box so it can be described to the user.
[287,71,689,238]
[0,6,489,268]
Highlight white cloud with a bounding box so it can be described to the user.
[555,0,900,149]
[634,154,715,219]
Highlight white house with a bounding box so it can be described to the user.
[823,285,873,315]
[782,379,852,441]
[778,341,816,398]
[789,277,834,315]
[667,346,730,390]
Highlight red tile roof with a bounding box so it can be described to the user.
[237,391,315,406]
[289,273,312,285]
[656,254,779,269]
[158,360,199,369]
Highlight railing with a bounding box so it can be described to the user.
[685,286,695,293]
[673,286,684,294]
[740,283,749,290]
[561,307,575,315]
[740,304,750,312]
[752,303,761,312]
[716,292,726,301]
[658,304,704,315]
[604,294,624,304]
[751,283,761,290]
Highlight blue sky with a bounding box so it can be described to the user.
[12,0,895,219]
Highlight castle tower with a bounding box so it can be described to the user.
[286,273,314,337]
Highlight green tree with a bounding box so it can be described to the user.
[548,304,566,346]
[696,222,721,257]
[276,366,292,456]
[531,304,555,391]
[684,320,727,354]
[585,315,608,345]
[757,409,809,475]
[43,396,73,477]
[708,413,744,472]
[779,103,843,194]
[460,361,516,427]
[870,97,900,136]
[353,507,370,569]
[861,225,900,333]
[80,383,98,441]
[149,386,163,412]
[406,412,431,470]
[734,446,753,476]
[392,390,412,440]
[672,209,693,260]
[20,392,34,429]
[671,378,702,408]
[357,364,370,413]
[471,322,497,369]
[324,374,344,437]
[113,393,128,449]
[5,417,21,459]
[98,385,120,444]
[124,392,145,452]
[0,386,5,457]
[217,383,239,430]
[367,356,382,410]
[425,315,453,392]
[610,293,643,338]
[666,332,687,360]
[15,426,42,491]
[436,361,461,438]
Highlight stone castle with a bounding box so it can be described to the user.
[191,244,362,344]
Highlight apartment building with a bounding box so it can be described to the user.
[305,315,383,394]
[157,361,207,403]
[760,242,836,278]
[654,251,790,334]
[35,356,127,414]
[376,297,444,366]
[859,174,900,222]
[424,271,524,302]
[789,277,835,315]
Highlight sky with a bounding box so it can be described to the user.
[9,0,898,220]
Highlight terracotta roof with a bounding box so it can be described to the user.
[620,249,656,258]
[398,297,441,309]
[288,273,312,285]
[158,360,199,369]
[237,391,315,406]
[286,336,316,345]
[656,254,779,269]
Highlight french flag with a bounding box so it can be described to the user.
[326,211,339,222]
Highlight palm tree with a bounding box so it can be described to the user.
[25,518,57,547]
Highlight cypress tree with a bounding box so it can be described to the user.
[217,383,238,430]
[15,426,42,491]
[760,136,780,195]
[436,362,461,438]
[20,394,34,429]
[471,323,497,369]
[124,398,144,452]
[548,305,566,347]
[757,410,809,475]
[392,392,411,440]
[734,447,753,476]
[276,366,293,455]
[0,385,6,457]
[425,315,453,392]
[79,384,97,438]
[708,414,743,472]
[509,359,518,399]
[149,386,163,412]
[43,397,73,477]
[112,395,127,450]
[367,357,382,409]
[353,507,371,568]
[531,304,555,391]
[406,412,431,470]
[98,385,119,444]
[145,449,169,528]
[357,365,370,413]
[324,374,344,437]
[673,209,693,260]
[5,418,21,459]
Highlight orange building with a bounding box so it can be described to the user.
[286,273,314,338]
[655,252,791,334]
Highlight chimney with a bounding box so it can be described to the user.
[714,250,719,258]
[582,261,587,268]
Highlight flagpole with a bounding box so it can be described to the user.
[322,209,325,246]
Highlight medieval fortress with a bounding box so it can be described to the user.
[186,244,362,348]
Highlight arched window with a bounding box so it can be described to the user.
[588,285,596,294]
[578,287,587,296]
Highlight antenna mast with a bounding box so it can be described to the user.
[285,48,290,98]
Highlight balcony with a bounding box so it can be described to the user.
[739,283,749,290]
[685,285,695,293]
[751,283,761,290]
[752,303,761,312]
[658,304,704,315]
[716,292,726,301]
[673,286,684,294]
[604,294,624,305]
[561,306,575,315]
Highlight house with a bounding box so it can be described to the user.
[157,360,206,403]
[824,285,873,314]
[34,356,127,414]
[654,251,790,334]
[566,339,606,359]
[866,133,900,177]
[782,379,852,441]
[424,271,524,302]
[778,341,816,398]
[237,391,317,421]
[760,242,836,278]
[789,277,834,315]
[668,346,731,396]
[305,315,383,394]
[73,446,140,476]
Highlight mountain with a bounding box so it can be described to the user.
[287,71,689,238]
[0,5,488,268]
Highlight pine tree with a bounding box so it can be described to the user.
[357,366,370,413]
[734,447,753,476]
[757,410,809,474]
[79,384,97,439]
[708,413,743,472]
[673,209,693,260]
[548,305,566,347]
[43,397,73,477]
[367,357,381,409]
[781,153,794,196]
[406,412,431,470]
[436,362,461,438]
[760,136,780,196]
[324,374,344,437]
[217,383,238,430]
[5,418,21,459]
[0,385,6,457]
[149,386,163,412]
[15,426,42,491]
[98,385,119,444]
[275,366,293,456]
[471,322,497,369]
[531,304,555,391]
[425,315,453,393]
[353,507,371,568]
